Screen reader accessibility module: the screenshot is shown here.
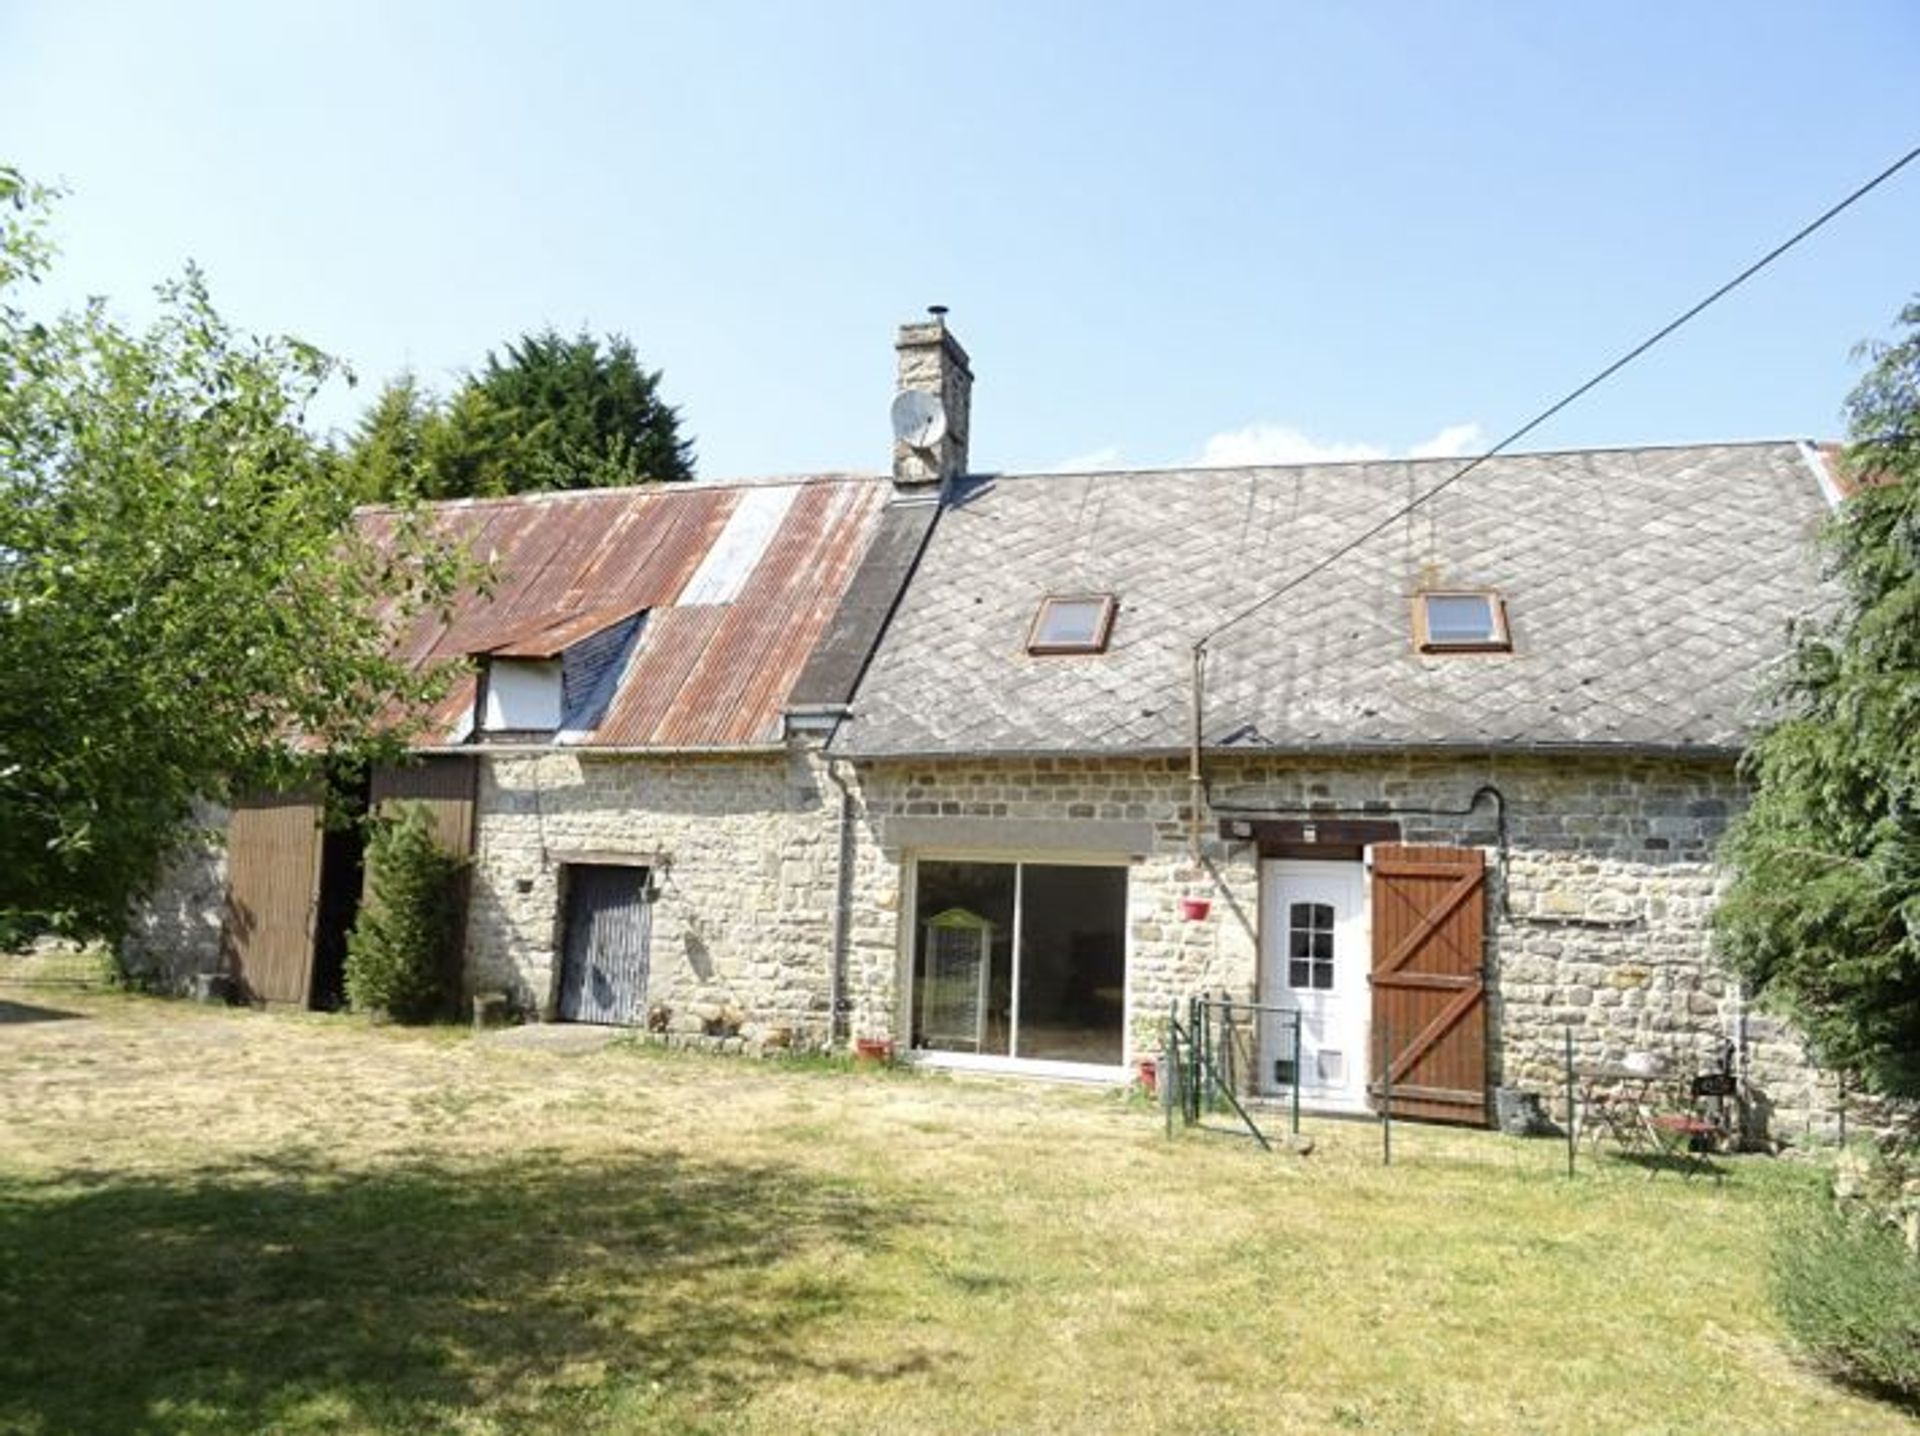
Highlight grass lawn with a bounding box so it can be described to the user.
[0,988,1908,1434]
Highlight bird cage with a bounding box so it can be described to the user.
[919,906,993,1052]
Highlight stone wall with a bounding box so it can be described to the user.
[843,750,1886,1144]
[838,754,1230,1051]
[124,742,1905,1145]
[118,800,230,992]
[465,747,842,1048]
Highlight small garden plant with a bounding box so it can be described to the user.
[1773,1149,1920,1404]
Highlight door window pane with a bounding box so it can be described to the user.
[913,861,1015,1056]
[1015,865,1127,1064]
[913,859,1128,1066]
[1288,900,1337,991]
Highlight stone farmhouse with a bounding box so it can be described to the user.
[128,314,1876,1140]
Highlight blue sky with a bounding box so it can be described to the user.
[3,2,1915,478]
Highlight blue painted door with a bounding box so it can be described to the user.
[557,864,651,1025]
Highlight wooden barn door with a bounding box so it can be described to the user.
[223,790,326,1006]
[369,757,477,856]
[556,865,652,1026]
[1368,844,1490,1126]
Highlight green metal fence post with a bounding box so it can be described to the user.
[1167,990,1182,1128]
[1291,1010,1302,1136]
[1167,998,1182,1121]
[1186,995,1201,1126]
[1198,996,1210,1113]
[1164,1000,1177,1141]
[1220,1000,1237,1095]
[1564,1025,1576,1180]
[1195,996,1204,1125]
[1380,1019,1393,1168]
[1202,996,1213,1117]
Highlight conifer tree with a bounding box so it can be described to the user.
[1716,301,1920,1096]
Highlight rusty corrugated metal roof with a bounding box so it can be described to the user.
[368,476,889,749]
[483,606,645,658]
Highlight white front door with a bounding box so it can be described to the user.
[1260,861,1369,1112]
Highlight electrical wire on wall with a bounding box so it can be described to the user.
[1207,780,1641,930]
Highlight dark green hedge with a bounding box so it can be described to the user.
[345,802,463,1022]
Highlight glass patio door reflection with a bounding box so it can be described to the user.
[911,859,1127,1067]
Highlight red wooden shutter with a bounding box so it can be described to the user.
[1369,844,1490,1126]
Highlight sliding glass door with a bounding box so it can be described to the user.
[910,859,1127,1067]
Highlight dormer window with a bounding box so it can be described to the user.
[1028,594,1116,655]
[1414,591,1510,653]
[473,608,647,740]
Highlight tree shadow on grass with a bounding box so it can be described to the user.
[0,998,85,1024]
[0,1148,928,1432]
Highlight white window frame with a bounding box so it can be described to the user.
[899,850,1133,1082]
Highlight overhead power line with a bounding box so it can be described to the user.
[1194,141,1920,654]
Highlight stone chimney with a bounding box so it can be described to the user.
[893,307,972,486]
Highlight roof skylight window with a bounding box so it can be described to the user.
[1027,594,1116,655]
[1414,591,1510,653]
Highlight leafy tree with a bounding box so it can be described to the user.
[341,328,695,500]
[0,168,468,944]
[1715,300,1920,1097]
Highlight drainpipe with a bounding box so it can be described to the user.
[1188,644,1207,861]
[825,758,857,1049]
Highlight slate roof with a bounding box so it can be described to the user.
[831,441,1837,759]
[362,475,890,749]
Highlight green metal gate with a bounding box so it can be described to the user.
[1164,996,1302,1151]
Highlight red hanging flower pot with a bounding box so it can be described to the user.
[1178,896,1212,921]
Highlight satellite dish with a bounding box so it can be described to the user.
[891,389,947,451]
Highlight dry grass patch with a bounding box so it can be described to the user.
[0,989,1909,1433]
